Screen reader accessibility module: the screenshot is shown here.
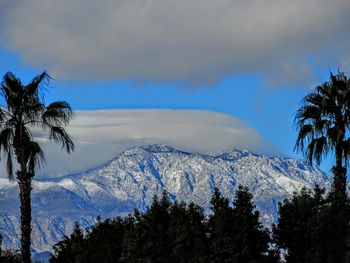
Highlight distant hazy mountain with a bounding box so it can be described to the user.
[0,144,330,253]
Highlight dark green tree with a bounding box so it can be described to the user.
[273,187,325,263]
[51,218,127,263]
[0,233,21,262]
[0,251,21,263]
[208,187,275,263]
[50,223,85,263]
[0,72,74,263]
[168,202,208,262]
[50,188,279,263]
[120,215,137,262]
[84,217,125,262]
[208,188,234,262]
[230,186,275,263]
[122,192,172,262]
[274,185,350,263]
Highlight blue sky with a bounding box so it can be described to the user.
[0,49,336,174]
[1,0,350,175]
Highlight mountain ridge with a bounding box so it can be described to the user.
[0,144,330,252]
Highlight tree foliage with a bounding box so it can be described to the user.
[208,186,276,263]
[292,71,350,262]
[273,186,350,263]
[51,187,277,263]
[50,185,350,263]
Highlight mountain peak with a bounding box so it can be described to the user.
[0,144,330,253]
[217,148,254,160]
[140,144,179,153]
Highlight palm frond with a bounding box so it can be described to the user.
[6,152,13,181]
[0,71,75,184]
[306,139,316,165]
[295,124,314,153]
[342,138,350,166]
[25,141,45,174]
[49,126,75,153]
[304,93,325,108]
[5,117,17,127]
[42,101,75,126]
[315,84,332,99]
[295,105,321,125]
[0,128,14,154]
[327,126,341,145]
[295,71,350,168]
[314,136,328,165]
[1,72,22,94]
[13,126,33,149]
[0,108,6,123]
[343,85,350,104]
[0,128,15,180]
[0,127,14,181]
[315,119,330,133]
[330,71,347,92]
[25,71,49,99]
[23,102,45,123]
[1,72,23,111]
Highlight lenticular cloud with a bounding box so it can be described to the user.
[25,109,277,177]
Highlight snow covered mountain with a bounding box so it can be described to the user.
[0,144,330,253]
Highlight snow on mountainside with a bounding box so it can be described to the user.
[0,144,330,253]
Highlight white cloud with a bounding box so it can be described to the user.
[0,109,277,178]
[1,0,350,86]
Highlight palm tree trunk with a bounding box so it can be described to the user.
[17,120,32,263]
[18,172,32,263]
[333,144,347,202]
[0,233,3,257]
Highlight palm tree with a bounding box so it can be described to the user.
[0,72,75,263]
[295,71,350,202]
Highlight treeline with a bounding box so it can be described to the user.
[50,186,275,262]
[48,185,350,263]
[1,185,349,262]
[274,185,350,263]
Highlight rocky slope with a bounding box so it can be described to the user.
[0,144,330,252]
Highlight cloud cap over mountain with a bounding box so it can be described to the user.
[1,0,350,86]
[19,109,277,178]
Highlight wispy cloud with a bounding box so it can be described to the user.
[0,110,277,178]
[1,0,350,87]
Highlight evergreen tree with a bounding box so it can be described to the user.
[168,202,209,262]
[208,188,235,262]
[50,223,85,263]
[0,233,22,263]
[274,188,319,263]
[50,218,127,263]
[0,251,21,263]
[208,186,276,263]
[122,192,172,262]
[83,217,125,262]
[50,188,278,263]
[230,186,275,263]
[321,191,350,263]
[120,215,137,262]
[273,186,350,263]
